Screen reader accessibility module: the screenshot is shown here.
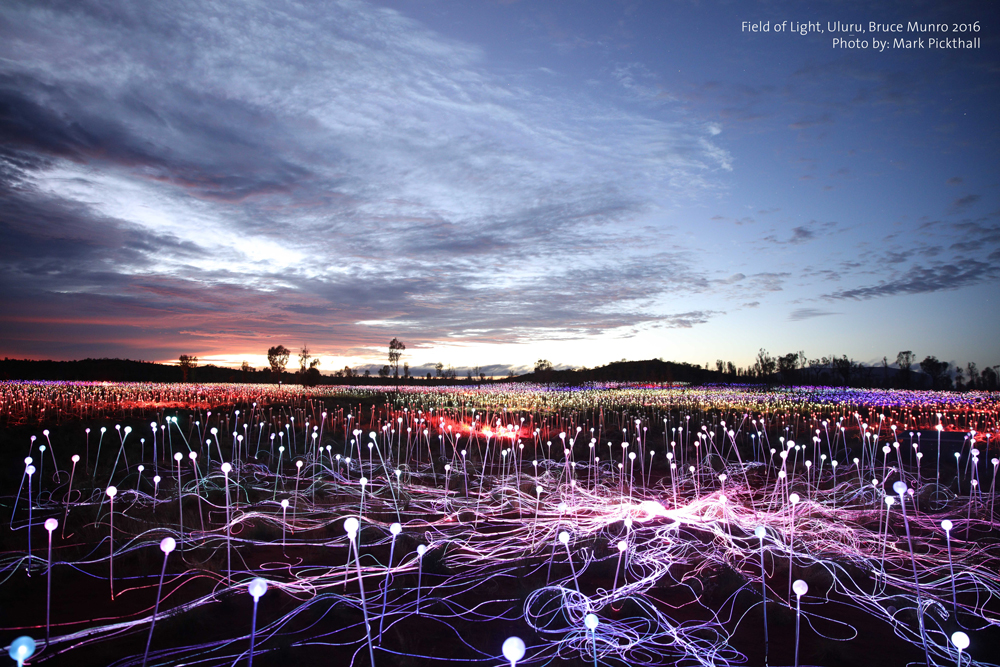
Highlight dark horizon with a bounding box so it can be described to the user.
[3,352,993,391]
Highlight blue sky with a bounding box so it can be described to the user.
[0,0,997,374]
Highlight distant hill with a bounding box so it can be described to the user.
[516,359,720,384]
[0,357,246,383]
[0,356,960,389]
[0,356,718,385]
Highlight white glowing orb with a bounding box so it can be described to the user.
[248,577,268,600]
[502,636,526,664]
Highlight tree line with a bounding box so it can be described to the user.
[709,349,1000,390]
[170,341,1000,390]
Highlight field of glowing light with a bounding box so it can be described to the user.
[2,381,1000,666]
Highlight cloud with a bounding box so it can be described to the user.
[789,308,838,321]
[788,226,815,243]
[823,261,998,301]
[652,310,720,329]
[612,62,674,102]
[762,220,836,246]
[952,194,981,211]
[0,0,733,359]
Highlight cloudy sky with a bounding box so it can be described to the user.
[1,0,997,374]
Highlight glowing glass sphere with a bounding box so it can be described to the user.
[502,636,526,663]
[8,636,36,662]
[248,577,268,600]
[584,613,599,630]
[792,580,809,596]
[160,537,176,553]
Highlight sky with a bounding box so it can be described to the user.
[0,0,997,376]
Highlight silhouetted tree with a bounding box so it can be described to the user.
[241,360,252,383]
[267,345,290,380]
[831,355,854,386]
[304,358,321,385]
[534,359,553,373]
[533,359,553,381]
[778,353,799,384]
[896,350,915,387]
[298,346,312,374]
[388,338,406,379]
[754,349,776,381]
[982,366,999,390]
[178,354,198,382]
[966,362,980,390]
[378,365,390,378]
[920,355,951,389]
[435,362,444,378]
